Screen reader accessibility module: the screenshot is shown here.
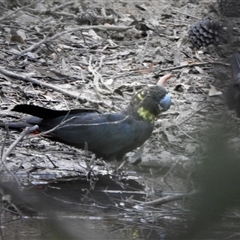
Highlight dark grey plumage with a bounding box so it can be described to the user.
[0,82,171,161]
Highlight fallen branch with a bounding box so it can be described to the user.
[88,55,112,94]
[0,0,43,22]
[157,61,230,73]
[28,116,77,138]
[0,125,39,187]
[8,25,131,60]
[140,190,199,206]
[0,66,102,104]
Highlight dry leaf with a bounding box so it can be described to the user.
[136,62,155,74]
[208,85,222,96]
[10,29,26,44]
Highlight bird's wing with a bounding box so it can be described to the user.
[41,112,153,155]
[12,104,101,119]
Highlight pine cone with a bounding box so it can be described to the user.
[188,19,223,49]
[218,0,240,17]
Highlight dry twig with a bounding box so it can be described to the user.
[0,125,39,187]
[157,61,230,73]
[0,66,102,104]
[8,25,131,60]
[88,55,112,94]
[0,0,44,22]
[140,190,198,206]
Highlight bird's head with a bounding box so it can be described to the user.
[128,74,172,122]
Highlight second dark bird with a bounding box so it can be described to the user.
[0,74,172,161]
[226,53,240,117]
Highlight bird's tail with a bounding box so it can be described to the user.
[12,104,99,120]
[0,117,41,132]
[12,104,64,119]
[0,121,33,131]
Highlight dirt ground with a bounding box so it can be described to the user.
[1,0,240,239]
[0,0,240,201]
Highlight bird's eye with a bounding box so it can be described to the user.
[152,95,158,100]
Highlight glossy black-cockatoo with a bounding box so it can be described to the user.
[226,53,240,117]
[0,74,172,161]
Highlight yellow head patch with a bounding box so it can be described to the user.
[137,91,145,101]
[137,107,156,122]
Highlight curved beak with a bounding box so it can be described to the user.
[159,94,171,111]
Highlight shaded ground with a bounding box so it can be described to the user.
[0,0,236,179]
[1,0,240,239]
